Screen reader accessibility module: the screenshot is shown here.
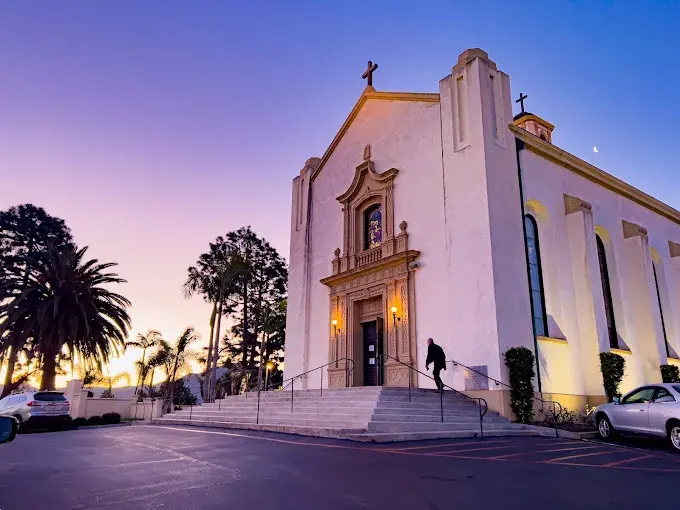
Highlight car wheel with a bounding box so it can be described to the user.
[597,414,615,440]
[13,415,23,433]
[668,421,680,452]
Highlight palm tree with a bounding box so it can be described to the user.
[99,371,131,398]
[144,340,171,397]
[165,327,199,407]
[125,330,163,395]
[0,245,131,390]
[183,265,219,401]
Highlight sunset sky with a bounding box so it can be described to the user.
[1,1,679,386]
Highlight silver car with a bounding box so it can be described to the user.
[0,391,71,430]
[594,383,680,452]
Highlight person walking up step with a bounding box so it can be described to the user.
[425,338,446,392]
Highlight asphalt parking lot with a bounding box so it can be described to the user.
[0,425,679,509]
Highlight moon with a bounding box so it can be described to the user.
[593,146,599,153]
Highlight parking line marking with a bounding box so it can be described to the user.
[602,455,654,468]
[544,450,614,463]
[489,445,603,459]
[430,445,515,455]
[386,440,508,451]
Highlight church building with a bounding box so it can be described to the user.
[284,48,680,413]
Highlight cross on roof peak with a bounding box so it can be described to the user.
[515,93,528,114]
[362,61,378,88]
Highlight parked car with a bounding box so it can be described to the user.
[593,383,680,452]
[0,391,72,431]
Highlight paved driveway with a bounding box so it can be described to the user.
[1,425,679,509]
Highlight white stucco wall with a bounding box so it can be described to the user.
[285,97,446,388]
[522,149,680,396]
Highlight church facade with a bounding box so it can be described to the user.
[284,48,680,414]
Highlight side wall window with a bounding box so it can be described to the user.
[652,263,671,357]
[596,235,619,349]
[524,215,548,337]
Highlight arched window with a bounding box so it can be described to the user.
[596,235,619,349]
[652,263,671,357]
[524,215,548,337]
[364,204,382,250]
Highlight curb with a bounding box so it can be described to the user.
[522,423,598,440]
[72,422,133,431]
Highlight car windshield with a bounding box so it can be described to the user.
[33,392,66,402]
[674,386,680,395]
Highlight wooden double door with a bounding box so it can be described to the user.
[362,318,384,386]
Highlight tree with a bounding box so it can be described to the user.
[0,244,131,390]
[0,204,73,398]
[223,227,287,389]
[125,330,163,395]
[99,371,131,398]
[183,262,219,402]
[164,327,199,406]
[144,342,171,397]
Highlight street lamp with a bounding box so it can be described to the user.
[265,361,275,390]
[331,319,339,367]
[391,306,400,361]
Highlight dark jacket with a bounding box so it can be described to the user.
[426,343,446,370]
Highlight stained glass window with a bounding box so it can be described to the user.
[364,204,382,250]
[524,215,547,337]
[596,235,619,349]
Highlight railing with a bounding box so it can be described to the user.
[355,246,382,267]
[205,368,259,405]
[378,353,488,439]
[256,358,355,425]
[446,359,563,438]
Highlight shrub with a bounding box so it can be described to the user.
[504,347,536,423]
[87,415,104,426]
[661,364,680,383]
[599,352,626,402]
[73,418,88,427]
[100,389,114,398]
[102,412,121,425]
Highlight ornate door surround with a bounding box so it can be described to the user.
[321,156,420,387]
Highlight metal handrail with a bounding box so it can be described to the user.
[446,358,563,438]
[379,353,488,439]
[256,358,356,424]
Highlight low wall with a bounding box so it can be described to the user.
[463,389,606,421]
[64,379,162,421]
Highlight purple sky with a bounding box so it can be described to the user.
[2,1,679,381]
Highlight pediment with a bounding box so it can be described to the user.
[337,160,399,205]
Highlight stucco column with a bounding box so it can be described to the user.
[564,195,606,397]
[620,220,664,382]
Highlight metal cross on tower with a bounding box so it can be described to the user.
[515,93,528,113]
[362,61,378,87]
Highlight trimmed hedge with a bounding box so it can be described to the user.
[73,418,88,427]
[86,415,104,426]
[600,352,625,402]
[102,412,121,425]
[661,364,680,383]
[504,347,536,423]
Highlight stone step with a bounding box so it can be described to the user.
[170,410,374,421]
[158,415,368,429]
[342,429,538,442]
[370,414,505,424]
[368,421,525,433]
[153,418,366,438]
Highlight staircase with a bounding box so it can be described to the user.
[153,387,534,442]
